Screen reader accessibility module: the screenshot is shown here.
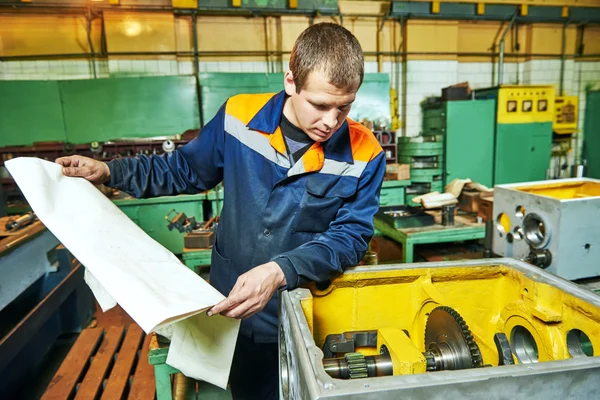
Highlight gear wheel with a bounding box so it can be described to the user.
[424,306,483,370]
[344,352,368,379]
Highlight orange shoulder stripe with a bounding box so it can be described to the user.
[347,119,384,163]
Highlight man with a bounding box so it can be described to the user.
[57,22,385,399]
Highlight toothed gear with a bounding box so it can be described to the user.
[344,352,368,379]
[423,352,436,371]
[424,306,483,370]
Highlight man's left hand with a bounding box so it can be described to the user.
[207,261,287,319]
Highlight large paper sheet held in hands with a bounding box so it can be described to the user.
[6,157,240,389]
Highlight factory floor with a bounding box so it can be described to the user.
[19,302,141,399]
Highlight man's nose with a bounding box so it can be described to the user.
[322,110,338,130]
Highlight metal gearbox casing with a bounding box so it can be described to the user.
[492,178,600,280]
[278,259,600,400]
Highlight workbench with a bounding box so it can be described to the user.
[379,179,411,207]
[111,187,222,255]
[374,210,486,263]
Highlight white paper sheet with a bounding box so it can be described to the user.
[5,157,240,389]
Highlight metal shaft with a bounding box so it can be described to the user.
[323,353,393,379]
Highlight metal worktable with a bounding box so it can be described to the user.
[374,211,486,263]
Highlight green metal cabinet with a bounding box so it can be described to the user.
[444,100,495,188]
[585,91,600,179]
[379,180,411,207]
[494,122,552,184]
[422,107,446,136]
[474,85,554,185]
[113,194,205,255]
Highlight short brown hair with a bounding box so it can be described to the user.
[289,22,364,93]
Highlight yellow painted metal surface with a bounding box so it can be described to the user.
[553,95,578,135]
[303,264,600,375]
[516,180,600,199]
[407,20,458,60]
[409,0,600,7]
[172,0,198,8]
[0,15,101,57]
[521,4,528,16]
[497,85,556,124]
[104,11,176,54]
[477,3,485,15]
[432,1,441,14]
[379,328,427,374]
[289,0,298,9]
[232,0,242,7]
[527,24,577,58]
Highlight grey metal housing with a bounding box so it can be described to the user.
[492,178,600,280]
[278,259,600,399]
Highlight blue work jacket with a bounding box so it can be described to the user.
[108,91,386,342]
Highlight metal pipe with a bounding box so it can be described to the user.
[84,6,97,79]
[559,22,568,95]
[497,10,518,86]
[191,12,203,127]
[191,12,200,77]
[400,18,408,138]
[6,50,600,62]
[3,3,600,24]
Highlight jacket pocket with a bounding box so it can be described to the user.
[292,174,358,233]
[209,238,232,296]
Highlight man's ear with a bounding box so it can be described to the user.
[284,70,296,96]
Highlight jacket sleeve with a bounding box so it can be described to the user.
[107,103,227,198]
[272,151,386,290]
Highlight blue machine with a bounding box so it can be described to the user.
[0,218,95,398]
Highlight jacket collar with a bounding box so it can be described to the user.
[247,91,354,165]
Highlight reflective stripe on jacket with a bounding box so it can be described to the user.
[108,91,386,342]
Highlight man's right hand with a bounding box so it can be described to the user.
[55,155,111,185]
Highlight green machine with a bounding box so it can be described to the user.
[423,100,496,188]
[475,85,555,185]
[406,99,495,205]
[112,187,223,255]
[584,90,600,179]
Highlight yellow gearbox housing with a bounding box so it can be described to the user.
[279,259,600,399]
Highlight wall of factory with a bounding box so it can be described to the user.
[1,4,599,149]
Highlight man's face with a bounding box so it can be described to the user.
[283,70,357,143]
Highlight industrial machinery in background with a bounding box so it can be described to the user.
[551,95,579,179]
[585,90,600,180]
[474,85,555,185]
[279,259,600,399]
[397,136,444,206]
[492,178,600,281]
[421,97,495,190]
[0,215,94,398]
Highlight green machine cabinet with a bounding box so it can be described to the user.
[494,122,552,184]
[585,90,600,179]
[112,194,205,255]
[379,179,411,206]
[444,100,495,188]
[475,85,555,185]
